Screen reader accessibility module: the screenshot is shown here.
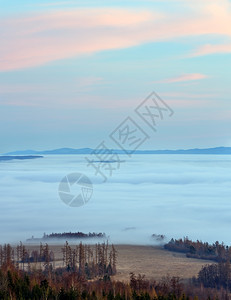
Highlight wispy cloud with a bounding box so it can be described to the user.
[157,73,208,83]
[191,43,231,57]
[0,8,156,71]
[0,0,231,71]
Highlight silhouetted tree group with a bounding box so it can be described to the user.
[0,241,231,299]
[0,241,116,280]
[0,242,55,272]
[195,260,231,292]
[43,232,106,240]
[165,237,231,262]
[0,265,228,300]
[151,234,165,242]
[61,241,117,278]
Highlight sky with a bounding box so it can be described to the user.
[0,0,231,153]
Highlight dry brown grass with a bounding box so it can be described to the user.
[113,245,212,282]
[24,244,212,282]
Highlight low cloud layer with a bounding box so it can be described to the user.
[0,155,231,245]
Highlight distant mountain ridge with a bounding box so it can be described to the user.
[0,155,43,161]
[5,148,93,155]
[4,146,231,155]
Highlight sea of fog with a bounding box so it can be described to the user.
[0,154,231,245]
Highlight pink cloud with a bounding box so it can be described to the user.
[157,73,208,83]
[0,8,158,71]
[1,1,231,71]
[191,43,231,57]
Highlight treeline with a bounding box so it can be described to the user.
[151,234,165,242]
[0,242,117,280]
[27,232,107,242]
[194,260,231,292]
[0,242,55,271]
[0,266,228,300]
[1,240,231,299]
[61,241,117,278]
[43,232,106,240]
[164,237,231,262]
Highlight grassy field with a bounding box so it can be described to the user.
[25,244,212,282]
[113,245,212,281]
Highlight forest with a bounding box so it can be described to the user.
[0,241,231,299]
[195,260,231,291]
[164,237,231,262]
[0,242,117,278]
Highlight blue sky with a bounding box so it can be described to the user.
[0,0,231,152]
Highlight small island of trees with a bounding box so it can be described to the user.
[27,232,107,242]
[164,236,231,262]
